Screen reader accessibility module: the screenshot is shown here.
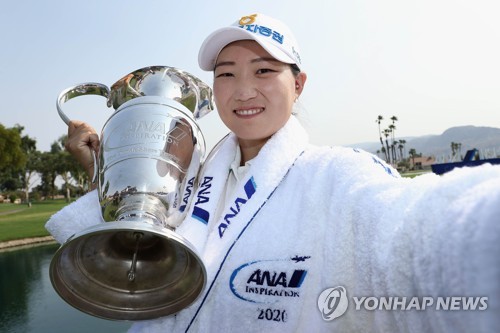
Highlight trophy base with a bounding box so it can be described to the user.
[49,221,206,321]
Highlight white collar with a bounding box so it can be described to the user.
[230,145,253,182]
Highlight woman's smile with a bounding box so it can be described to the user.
[234,107,265,117]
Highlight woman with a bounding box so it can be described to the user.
[48,13,500,332]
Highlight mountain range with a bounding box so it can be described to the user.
[348,126,500,161]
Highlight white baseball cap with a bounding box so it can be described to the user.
[198,13,302,71]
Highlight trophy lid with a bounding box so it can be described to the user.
[108,66,213,120]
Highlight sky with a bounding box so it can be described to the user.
[1,0,499,153]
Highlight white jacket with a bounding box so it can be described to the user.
[47,116,500,333]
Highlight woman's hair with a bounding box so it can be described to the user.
[290,63,309,129]
[290,64,301,77]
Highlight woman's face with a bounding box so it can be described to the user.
[213,40,306,147]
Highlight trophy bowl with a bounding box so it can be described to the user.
[50,66,212,320]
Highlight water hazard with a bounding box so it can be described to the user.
[0,243,131,333]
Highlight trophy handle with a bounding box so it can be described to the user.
[56,83,111,125]
[56,83,110,183]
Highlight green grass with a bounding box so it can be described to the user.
[0,200,71,242]
[401,170,432,178]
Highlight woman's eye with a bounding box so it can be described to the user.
[256,68,275,74]
[215,72,233,78]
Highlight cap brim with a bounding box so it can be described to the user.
[198,26,295,71]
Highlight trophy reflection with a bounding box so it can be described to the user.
[49,66,212,320]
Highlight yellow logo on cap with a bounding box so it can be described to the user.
[239,14,257,25]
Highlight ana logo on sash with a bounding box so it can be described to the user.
[179,177,195,212]
[191,176,213,224]
[218,177,257,238]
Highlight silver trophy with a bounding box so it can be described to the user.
[50,66,212,320]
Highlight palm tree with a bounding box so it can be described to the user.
[390,116,398,162]
[381,147,387,159]
[376,115,387,161]
[398,139,406,160]
[393,140,400,162]
[383,128,392,164]
[388,124,396,162]
[409,148,417,169]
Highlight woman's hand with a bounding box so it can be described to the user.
[65,120,99,181]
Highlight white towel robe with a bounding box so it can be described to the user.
[46,116,500,333]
